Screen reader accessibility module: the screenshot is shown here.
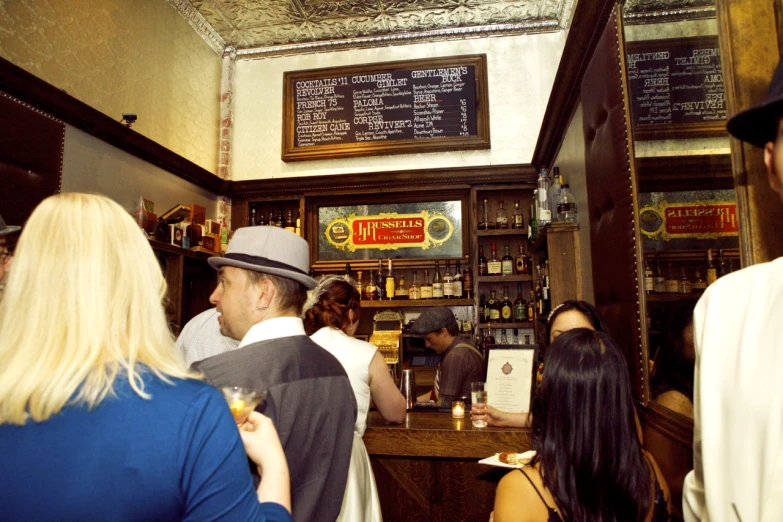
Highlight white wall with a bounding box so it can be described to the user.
[61,125,218,219]
[232,32,567,181]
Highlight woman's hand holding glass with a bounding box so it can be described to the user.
[470,403,531,428]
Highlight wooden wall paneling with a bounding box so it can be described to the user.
[581,6,650,402]
[717,0,783,264]
[0,57,225,195]
[546,223,583,306]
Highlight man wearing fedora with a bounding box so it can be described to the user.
[192,226,357,522]
[410,307,484,407]
[683,59,783,522]
[0,215,20,300]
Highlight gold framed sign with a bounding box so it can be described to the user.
[282,55,490,162]
[639,199,738,241]
[325,211,455,252]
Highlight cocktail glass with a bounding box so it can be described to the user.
[220,387,267,425]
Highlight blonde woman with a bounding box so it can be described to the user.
[0,193,291,522]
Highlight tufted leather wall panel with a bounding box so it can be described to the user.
[580,7,648,401]
[0,91,64,242]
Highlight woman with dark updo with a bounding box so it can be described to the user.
[304,276,406,522]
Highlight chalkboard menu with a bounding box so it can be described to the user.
[282,55,490,162]
[626,36,727,139]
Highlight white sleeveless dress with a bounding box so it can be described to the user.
[310,327,383,522]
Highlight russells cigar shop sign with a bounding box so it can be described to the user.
[326,211,454,250]
[317,201,463,261]
[639,199,738,241]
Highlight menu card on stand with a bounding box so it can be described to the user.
[485,346,537,413]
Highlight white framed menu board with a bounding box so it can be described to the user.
[485,345,538,413]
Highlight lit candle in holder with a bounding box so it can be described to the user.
[452,400,465,418]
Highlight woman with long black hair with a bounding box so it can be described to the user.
[493,329,669,522]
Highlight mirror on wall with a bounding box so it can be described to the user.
[621,0,739,420]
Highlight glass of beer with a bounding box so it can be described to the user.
[220,387,267,425]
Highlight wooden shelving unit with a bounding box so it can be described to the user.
[359,298,473,308]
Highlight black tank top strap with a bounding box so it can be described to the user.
[518,469,562,522]
[642,454,670,522]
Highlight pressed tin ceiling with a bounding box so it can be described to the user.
[166,0,576,58]
[623,0,715,24]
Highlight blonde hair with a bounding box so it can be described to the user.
[0,193,197,425]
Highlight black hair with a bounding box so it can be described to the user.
[545,300,609,347]
[531,329,652,522]
[651,300,697,403]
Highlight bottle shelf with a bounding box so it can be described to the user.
[477,275,532,283]
[643,248,740,262]
[359,298,473,308]
[645,292,704,302]
[479,322,535,329]
[477,229,528,237]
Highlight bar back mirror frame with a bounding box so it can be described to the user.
[306,190,471,271]
[282,54,490,162]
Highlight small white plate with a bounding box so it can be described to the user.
[478,450,536,469]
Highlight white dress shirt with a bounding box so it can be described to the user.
[683,257,783,522]
[177,308,239,366]
[239,316,307,348]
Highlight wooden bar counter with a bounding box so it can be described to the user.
[364,411,532,522]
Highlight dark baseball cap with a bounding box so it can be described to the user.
[727,57,783,148]
[409,307,457,336]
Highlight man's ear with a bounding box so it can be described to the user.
[764,141,783,195]
[256,278,276,310]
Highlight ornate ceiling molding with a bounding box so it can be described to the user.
[171,0,575,58]
[165,0,226,54]
[622,0,715,25]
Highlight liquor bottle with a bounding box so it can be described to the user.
[250,205,257,226]
[501,287,513,323]
[535,282,543,316]
[514,283,526,322]
[499,329,508,344]
[355,271,363,297]
[479,197,493,230]
[421,269,433,299]
[376,259,386,300]
[365,270,378,300]
[550,167,562,222]
[259,209,267,226]
[529,193,538,241]
[527,291,536,321]
[644,260,654,293]
[514,328,522,345]
[665,263,679,293]
[692,270,707,292]
[478,245,488,276]
[679,264,692,294]
[285,210,296,232]
[487,290,501,322]
[409,270,421,300]
[487,241,502,275]
[275,207,284,228]
[478,294,486,323]
[344,263,352,282]
[295,211,301,236]
[268,209,275,228]
[443,260,455,298]
[385,259,395,300]
[482,328,496,346]
[432,262,444,299]
[557,184,578,222]
[496,200,509,229]
[515,244,530,275]
[541,279,550,317]
[717,249,729,277]
[654,261,666,293]
[462,260,473,299]
[706,249,718,285]
[453,260,463,298]
[501,245,514,275]
[395,274,408,300]
[512,199,524,229]
[537,168,552,225]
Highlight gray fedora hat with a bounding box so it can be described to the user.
[208,226,317,289]
[0,215,20,237]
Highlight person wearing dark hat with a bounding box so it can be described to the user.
[683,59,783,522]
[0,215,21,300]
[410,307,484,406]
[192,226,357,522]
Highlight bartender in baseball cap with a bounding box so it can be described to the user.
[410,307,484,405]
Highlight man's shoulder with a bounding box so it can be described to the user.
[699,257,783,309]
